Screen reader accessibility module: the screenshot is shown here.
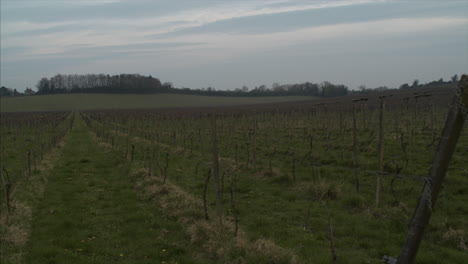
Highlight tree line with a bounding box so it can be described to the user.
[0,73,461,97]
[35,74,163,94]
[30,73,349,97]
[170,81,348,97]
[353,74,460,95]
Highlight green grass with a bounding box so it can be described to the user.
[21,116,197,264]
[0,93,316,112]
[2,115,297,263]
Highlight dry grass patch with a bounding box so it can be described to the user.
[130,168,299,263]
[0,140,66,263]
[442,228,468,251]
[4,224,28,247]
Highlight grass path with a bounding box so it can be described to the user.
[24,116,195,264]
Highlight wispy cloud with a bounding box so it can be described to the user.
[1,0,389,58]
[2,0,122,8]
[2,0,384,35]
[140,17,468,65]
[6,16,466,64]
[140,0,386,35]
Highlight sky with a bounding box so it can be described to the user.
[1,0,467,91]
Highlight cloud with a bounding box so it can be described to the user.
[2,0,385,35]
[142,16,468,64]
[2,14,467,64]
[2,0,122,8]
[0,0,388,59]
[138,0,386,35]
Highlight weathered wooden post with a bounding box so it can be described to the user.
[376,97,385,208]
[203,169,211,220]
[230,175,239,237]
[210,111,223,225]
[1,167,12,224]
[391,75,468,264]
[148,137,155,177]
[321,200,337,264]
[252,114,257,170]
[352,104,359,192]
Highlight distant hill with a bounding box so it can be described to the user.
[0,93,317,112]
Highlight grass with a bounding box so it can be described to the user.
[2,114,301,264]
[18,116,197,264]
[0,135,67,264]
[0,93,316,112]
[0,112,72,263]
[128,167,299,263]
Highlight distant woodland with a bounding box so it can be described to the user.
[30,73,348,97]
[0,73,461,97]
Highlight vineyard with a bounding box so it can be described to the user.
[1,83,467,263]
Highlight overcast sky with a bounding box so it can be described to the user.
[1,0,467,91]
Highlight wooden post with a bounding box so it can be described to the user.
[396,75,468,264]
[321,200,337,263]
[210,112,223,224]
[352,105,359,192]
[230,176,239,237]
[149,137,155,177]
[376,98,385,207]
[309,135,316,184]
[252,115,257,170]
[1,167,12,224]
[203,169,211,220]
